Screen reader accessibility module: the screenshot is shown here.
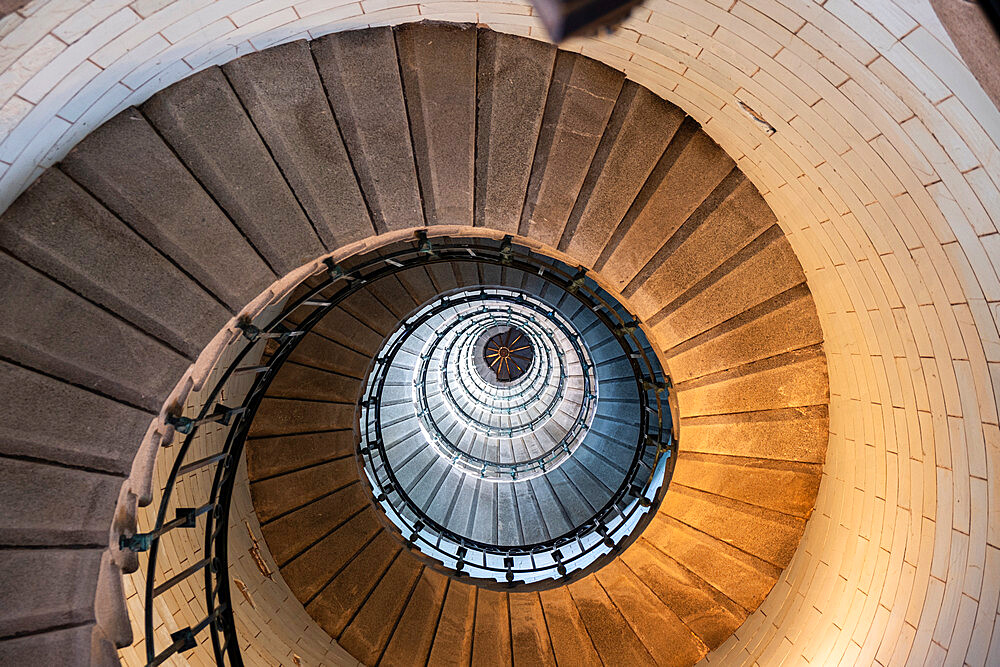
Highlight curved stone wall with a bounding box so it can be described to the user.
[0,1,997,665]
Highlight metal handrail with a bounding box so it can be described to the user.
[404,291,595,470]
[126,234,676,666]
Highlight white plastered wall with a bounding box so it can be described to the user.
[0,0,997,664]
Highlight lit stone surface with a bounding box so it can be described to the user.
[0,1,993,664]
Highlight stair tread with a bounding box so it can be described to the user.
[567,575,655,664]
[312,28,423,233]
[1,361,151,475]
[671,452,822,518]
[627,175,777,317]
[0,169,228,359]
[619,536,747,650]
[664,283,823,383]
[251,397,354,438]
[509,592,557,667]
[675,345,828,417]
[0,254,189,412]
[596,122,734,290]
[662,484,806,569]
[537,586,601,667]
[560,81,684,262]
[251,457,358,524]
[396,22,476,227]
[427,580,476,665]
[142,67,324,274]
[475,30,556,233]
[247,430,355,481]
[593,558,709,666]
[307,530,403,639]
[679,406,829,463]
[60,108,276,310]
[260,483,368,566]
[380,568,449,666]
[223,40,373,248]
[642,513,780,611]
[339,550,424,664]
[471,589,511,666]
[519,51,624,248]
[264,360,361,402]
[650,230,806,346]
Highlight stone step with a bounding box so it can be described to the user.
[671,452,822,518]
[508,592,556,666]
[475,30,555,233]
[222,40,373,249]
[0,548,103,637]
[0,169,228,359]
[396,22,476,227]
[250,397,354,438]
[264,360,361,403]
[559,80,684,261]
[0,254,189,412]
[259,482,368,567]
[618,537,747,650]
[639,513,780,613]
[378,567,449,666]
[519,51,624,248]
[250,456,358,524]
[625,173,777,317]
[280,507,383,603]
[674,345,828,417]
[2,361,152,475]
[662,483,807,569]
[0,624,94,666]
[312,28,423,233]
[0,459,121,547]
[338,549,424,664]
[471,588,511,665]
[595,119,735,291]
[60,108,276,311]
[286,331,371,379]
[678,406,829,464]
[648,227,807,347]
[427,580,476,664]
[593,558,710,665]
[663,283,823,383]
[307,530,404,640]
[537,586,602,666]
[566,574,656,663]
[247,429,354,481]
[142,67,324,275]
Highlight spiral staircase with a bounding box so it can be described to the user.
[0,22,829,667]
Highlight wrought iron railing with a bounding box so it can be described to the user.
[406,290,596,469]
[121,233,675,666]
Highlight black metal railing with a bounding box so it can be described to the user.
[405,290,596,475]
[124,233,676,666]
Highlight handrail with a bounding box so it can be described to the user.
[403,291,595,473]
[126,233,676,665]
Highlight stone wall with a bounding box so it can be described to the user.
[0,0,997,664]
